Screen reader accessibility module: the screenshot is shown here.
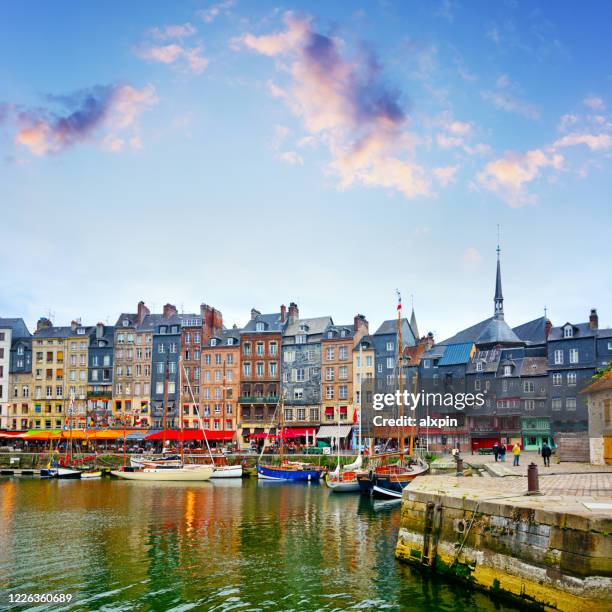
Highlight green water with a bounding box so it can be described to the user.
[0,477,519,611]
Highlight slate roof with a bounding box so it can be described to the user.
[421,345,447,361]
[354,335,375,351]
[440,315,522,347]
[33,326,74,339]
[0,318,31,339]
[323,323,355,340]
[438,342,474,366]
[114,313,138,327]
[466,348,502,374]
[203,328,241,347]
[284,316,333,337]
[242,312,285,333]
[520,357,548,377]
[512,317,548,345]
[548,322,611,341]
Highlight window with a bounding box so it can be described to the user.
[326,347,334,361]
[243,342,251,356]
[256,342,264,356]
[296,335,307,344]
[386,357,394,369]
[296,368,305,382]
[269,342,278,356]
[563,326,573,338]
[565,397,576,410]
[169,343,177,353]
[297,408,306,420]
[339,346,348,360]
[433,374,439,387]
[204,354,211,365]
[474,379,481,391]
[256,362,264,377]
[284,408,293,422]
[210,339,217,347]
[523,381,534,393]
[386,342,394,352]
[325,367,334,381]
[552,398,562,411]
[269,362,277,376]
[310,408,319,421]
[554,350,563,365]
[502,380,508,392]
[377,363,382,373]
[569,349,579,364]
[243,363,251,377]
[294,388,303,400]
[366,356,373,367]
[567,372,577,386]
[284,350,295,363]
[256,322,265,332]
[339,366,347,380]
[552,373,562,386]
[326,386,334,399]
[503,365,512,376]
[339,385,348,400]
[423,359,431,369]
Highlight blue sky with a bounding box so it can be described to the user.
[1,0,610,339]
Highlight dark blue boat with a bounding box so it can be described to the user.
[257,464,321,482]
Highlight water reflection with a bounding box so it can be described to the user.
[0,478,519,611]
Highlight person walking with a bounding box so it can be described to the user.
[541,441,552,467]
[492,442,499,462]
[499,444,506,462]
[512,443,521,467]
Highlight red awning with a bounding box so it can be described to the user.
[145,429,235,442]
[250,432,277,440]
[0,430,25,437]
[325,407,334,414]
[339,406,348,413]
[281,427,316,438]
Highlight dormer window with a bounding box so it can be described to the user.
[123,319,129,327]
[210,338,218,347]
[563,325,573,338]
[299,324,308,332]
[476,361,484,372]
[503,365,512,376]
[340,330,346,338]
[327,331,333,339]
[227,338,234,346]
[256,322,265,332]
[77,328,85,335]
[160,326,167,334]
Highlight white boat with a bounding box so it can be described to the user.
[130,456,182,469]
[372,484,403,499]
[211,464,243,479]
[111,465,214,481]
[326,476,361,492]
[81,470,102,479]
[55,467,82,479]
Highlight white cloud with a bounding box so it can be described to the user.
[433,165,459,186]
[149,23,197,40]
[199,0,235,23]
[584,95,605,111]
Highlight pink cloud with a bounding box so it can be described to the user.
[553,132,612,151]
[477,148,563,207]
[433,165,459,186]
[12,84,157,156]
[584,95,605,111]
[238,13,431,199]
[136,43,209,74]
[149,23,197,40]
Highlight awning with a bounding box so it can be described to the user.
[325,407,334,415]
[281,427,316,439]
[316,425,353,439]
[249,432,277,440]
[145,429,235,442]
[126,431,147,440]
[0,430,25,438]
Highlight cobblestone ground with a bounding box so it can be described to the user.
[463,451,612,497]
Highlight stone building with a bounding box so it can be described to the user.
[584,368,612,465]
[87,322,115,428]
[65,320,91,425]
[3,319,31,431]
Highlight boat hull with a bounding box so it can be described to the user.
[211,465,243,479]
[326,478,360,493]
[111,466,214,481]
[257,465,321,481]
[56,467,82,479]
[81,471,102,479]
[372,484,403,499]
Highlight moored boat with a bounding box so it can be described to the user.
[257,462,322,481]
[81,470,102,479]
[111,465,214,481]
[55,467,82,479]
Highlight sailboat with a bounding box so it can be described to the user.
[257,394,323,482]
[358,292,429,499]
[325,403,363,493]
[112,355,213,482]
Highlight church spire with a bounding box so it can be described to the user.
[409,295,419,340]
[494,243,504,320]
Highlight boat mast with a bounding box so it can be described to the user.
[182,363,214,462]
[162,353,169,451]
[279,391,285,459]
[358,343,363,456]
[396,290,404,461]
[179,353,184,464]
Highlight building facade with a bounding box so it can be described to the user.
[5,320,32,431]
[87,323,114,428]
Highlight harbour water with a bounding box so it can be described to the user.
[0,477,520,611]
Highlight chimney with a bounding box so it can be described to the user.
[589,308,598,330]
[288,302,299,324]
[71,320,78,332]
[353,314,369,332]
[137,301,150,325]
[213,309,223,334]
[36,317,52,332]
[163,303,177,319]
[545,319,552,338]
[250,308,261,321]
[280,304,287,323]
[425,332,435,349]
[96,322,104,339]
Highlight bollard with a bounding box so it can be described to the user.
[455,455,464,477]
[526,462,541,495]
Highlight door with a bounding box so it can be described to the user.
[604,435,612,465]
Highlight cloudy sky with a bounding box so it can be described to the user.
[1,0,610,339]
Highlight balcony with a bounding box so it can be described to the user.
[238,396,279,404]
[87,390,112,399]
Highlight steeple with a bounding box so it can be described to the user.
[494,243,504,320]
[409,295,419,339]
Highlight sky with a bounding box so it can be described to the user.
[0,0,611,340]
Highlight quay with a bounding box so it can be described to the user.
[395,471,612,611]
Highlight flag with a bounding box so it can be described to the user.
[396,290,402,311]
[352,408,358,424]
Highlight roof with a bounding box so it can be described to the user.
[322,323,355,340]
[284,316,333,337]
[33,326,74,339]
[0,318,31,339]
[204,328,241,347]
[405,343,427,366]
[512,317,549,345]
[548,322,597,341]
[421,345,447,360]
[438,342,474,366]
[466,348,502,374]
[581,370,612,394]
[520,356,548,377]
[354,335,375,351]
[242,312,285,333]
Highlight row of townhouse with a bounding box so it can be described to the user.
[0,301,421,450]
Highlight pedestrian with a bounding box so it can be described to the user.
[512,443,521,467]
[499,444,506,462]
[493,442,499,462]
[541,441,551,467]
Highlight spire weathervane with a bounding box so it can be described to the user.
[494,226,504,320]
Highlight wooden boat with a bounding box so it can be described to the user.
[369,458,429,499]
[130,455,182,469]
[210,464,243,479]
[257,460,321,481]
[326,469,361,492]
[111,465,214,481]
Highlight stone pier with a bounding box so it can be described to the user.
[395,476,612,610]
